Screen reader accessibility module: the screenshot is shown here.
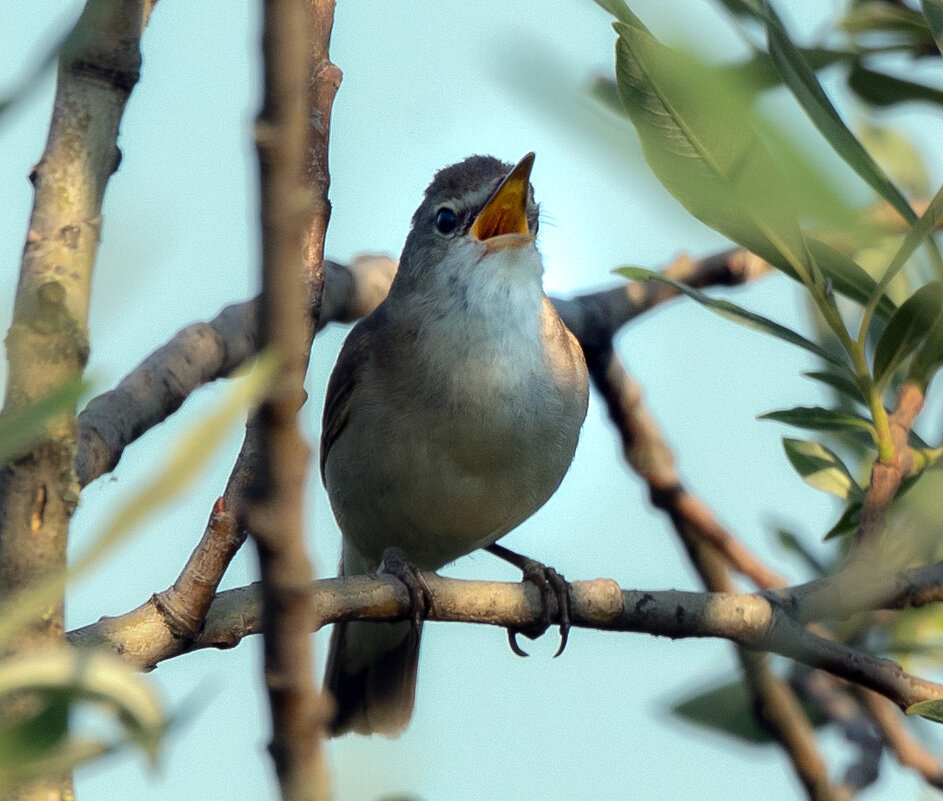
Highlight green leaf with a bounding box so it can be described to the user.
[718,49,854,94]
[591,0,650,31]
[906,698,943,722]
[0,649,164,758]
[0,648,165,788]
[912,294,943,386]
[872,281,943,385]
[924,0,943,56]
[848,64,943,110]
[802,370,866,403]
[855,122,930,199]
[0,378,89,465]
[672,677,824,744]
[843,2,936,45]
[762,2,919,227]
[805,238,896,318]
[588,76,626,117]
[783,438,863,500]
[672,679,775,744]
[759,406,875,436]
[616,267,850,370]
[873,179,943,299]
[775,529,828,575]
[0,25,72,123]
[824,500,861,540]
[612,22,816,284]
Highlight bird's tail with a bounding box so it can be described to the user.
[324,551,421,736]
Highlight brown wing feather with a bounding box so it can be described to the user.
[320,312,380,479]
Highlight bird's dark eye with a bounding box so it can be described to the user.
[434,207,458,235]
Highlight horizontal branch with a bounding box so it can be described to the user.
[68,572,943,713]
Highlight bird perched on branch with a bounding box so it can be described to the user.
[321,153,589,736]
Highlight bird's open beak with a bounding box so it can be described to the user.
[470,152,536,251]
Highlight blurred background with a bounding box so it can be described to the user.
[2,1,942,799]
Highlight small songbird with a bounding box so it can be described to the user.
[321,153,589,736]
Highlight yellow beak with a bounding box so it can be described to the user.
[470,152,535,249]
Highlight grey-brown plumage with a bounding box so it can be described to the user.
[321,153,588,736]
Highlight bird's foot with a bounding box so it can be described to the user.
[378,547,436,627]
[485,543,572,658]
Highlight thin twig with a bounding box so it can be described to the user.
[852,382,925,553]
[790,666,883,793]
[581,330,843,798]
[859,688,943,789]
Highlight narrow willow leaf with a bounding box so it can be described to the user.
[911,301,943,386]
[805,238,896,318]
[759,406,875,436]
[906,698,943,723]
[589,76,625,117]
[718,49,854,94]
[672,679,777,744]
[672,676,824,743]
[874,180,943,298]
[0,378,89,465]
[591,0,650,30]
[856,122,930,199]
[848,65,943,110]
[712,0,764,17]
[924,0,943,56]
[824,500,861,540]
[802,370,866,403]
[0,25,72,122]
[775,529,828,575]
[0,648,164,772]
[823,468,927,540]
[763,2,918,226]
[783,438,863,500]
[844,2,936,44]
[872,281,943,385]
[616,267,850,370]
[613,22,816,283]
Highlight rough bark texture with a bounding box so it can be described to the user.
[0,2,152,798]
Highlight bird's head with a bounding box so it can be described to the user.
[394,153,542,298]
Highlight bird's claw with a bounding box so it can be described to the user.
[378,547,436,627]
[509,559,572,658]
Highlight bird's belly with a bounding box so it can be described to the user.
[325,413,578,571]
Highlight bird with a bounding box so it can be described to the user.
[320,152,589,736]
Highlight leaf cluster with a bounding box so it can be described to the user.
[595,0,943,731]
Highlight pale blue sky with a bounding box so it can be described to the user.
[1,2,940,799]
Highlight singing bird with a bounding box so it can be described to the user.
[321,153,589,735]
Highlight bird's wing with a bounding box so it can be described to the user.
[319,314,378,480]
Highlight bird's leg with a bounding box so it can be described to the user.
[485,543,571,658]
[378,547,436,627]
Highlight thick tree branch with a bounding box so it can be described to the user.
[0,3,154,799]
[68,573,943,714]
[74,256,394,487]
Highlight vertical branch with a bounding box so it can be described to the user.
[245,1,338,799]
[0,2,151,799]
